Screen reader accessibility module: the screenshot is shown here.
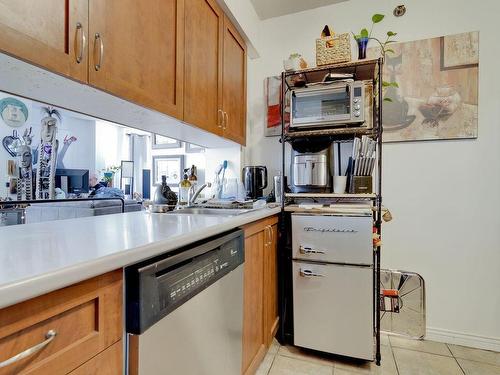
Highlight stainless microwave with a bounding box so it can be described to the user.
[290,80,367,128]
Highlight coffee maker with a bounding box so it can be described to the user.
[242,166,267,199]
[289,139,333,193]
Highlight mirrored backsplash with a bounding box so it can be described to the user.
[0,91,241,226]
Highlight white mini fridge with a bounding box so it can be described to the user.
[292,213,374,360]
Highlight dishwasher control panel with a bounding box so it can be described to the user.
[125,230,244,334]
[158,242,236,308]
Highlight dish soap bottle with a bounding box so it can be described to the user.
[188,165,198,190]
[179,170,191,205]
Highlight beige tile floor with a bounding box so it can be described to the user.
[256,335,500,375]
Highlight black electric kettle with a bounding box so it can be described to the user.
[242,166,267,199]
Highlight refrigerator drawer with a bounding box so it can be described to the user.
[293,261,374,360]
[292,214,373,265]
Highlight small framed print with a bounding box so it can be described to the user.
[152,155,184,186]
[121,160,134,178]
[152,134,182,149]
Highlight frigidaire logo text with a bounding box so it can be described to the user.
[304,227,358,233]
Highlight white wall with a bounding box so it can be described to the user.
[244,0,500,349]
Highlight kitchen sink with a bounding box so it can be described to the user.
[170,207,253,216]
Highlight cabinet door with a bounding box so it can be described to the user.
[242,229,266,375]
[69,340,122,375]
[264,223,279,346]
[222,16,247,145]
[0,0,88,82]
[184,0,223,136]
[0,270,122,375]
[88,0,184,118]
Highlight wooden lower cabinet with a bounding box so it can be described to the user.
[69,340,122,375]
[0,270,123,375]
[242,215,279,375]
[264,221,279,347]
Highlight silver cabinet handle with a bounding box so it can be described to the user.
[75,22,86,64]
[217,109,223,129]
[299,246,325,255]
[266,226,272,246]
[223,112,228,130]
[94,33,104,71]
[0,330,57,369]
[299,269,324,278]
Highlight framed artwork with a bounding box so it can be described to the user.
[185,143,205,153]
[152,134,182,149]
[368,31,479,142]
[0,97,28,127]
[264,76,290,137]
[121,160,134,178]
[152,155,184,186]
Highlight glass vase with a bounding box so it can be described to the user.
[357,37,369,60]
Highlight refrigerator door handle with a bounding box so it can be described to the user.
[299,268,325,278]
[299,246,325,255]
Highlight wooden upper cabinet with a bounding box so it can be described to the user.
[222,16,247,145]
[0,0,89,82]
[88,0,184,118]
[184,0,223,137]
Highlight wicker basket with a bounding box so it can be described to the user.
[316,33,351,66]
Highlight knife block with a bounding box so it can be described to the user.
[349,176,373,194]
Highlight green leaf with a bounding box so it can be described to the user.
[391,82,399,88]
[385,48,395,54]
[382,81,391,87]
[387,31,397,37]
[385,40,398,44]
[372,14,385,23]
[360,28,369,38]
[384,97,393,102]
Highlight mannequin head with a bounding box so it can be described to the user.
[41,116,58,143]
[18,145,32,169]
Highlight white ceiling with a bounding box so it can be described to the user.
[250,0,348,20]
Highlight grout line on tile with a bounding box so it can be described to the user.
[444,343,454,357]
[453,356,466,375]
[391,345,457,359]
[266,353,277,375]
[388,338,401,375]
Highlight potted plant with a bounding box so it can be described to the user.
[100,165,121,187]
[353,13,401,102]
[283,53,308,71]
[352,14,398,60]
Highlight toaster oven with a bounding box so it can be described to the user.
[290,80,369,128]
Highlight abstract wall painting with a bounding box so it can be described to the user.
[264,76,290,137]
[369,31,479,142]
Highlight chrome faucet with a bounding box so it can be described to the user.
[188,183,212,205]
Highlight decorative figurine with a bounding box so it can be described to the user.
[35,108,61,200]
[16,127,33,201]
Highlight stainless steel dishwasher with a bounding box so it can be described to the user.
[125,230,244,375]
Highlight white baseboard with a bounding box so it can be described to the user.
[426,327,500,352]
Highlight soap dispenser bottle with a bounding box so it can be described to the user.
[179,170,191,205]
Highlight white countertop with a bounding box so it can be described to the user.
[0,207,280,309]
